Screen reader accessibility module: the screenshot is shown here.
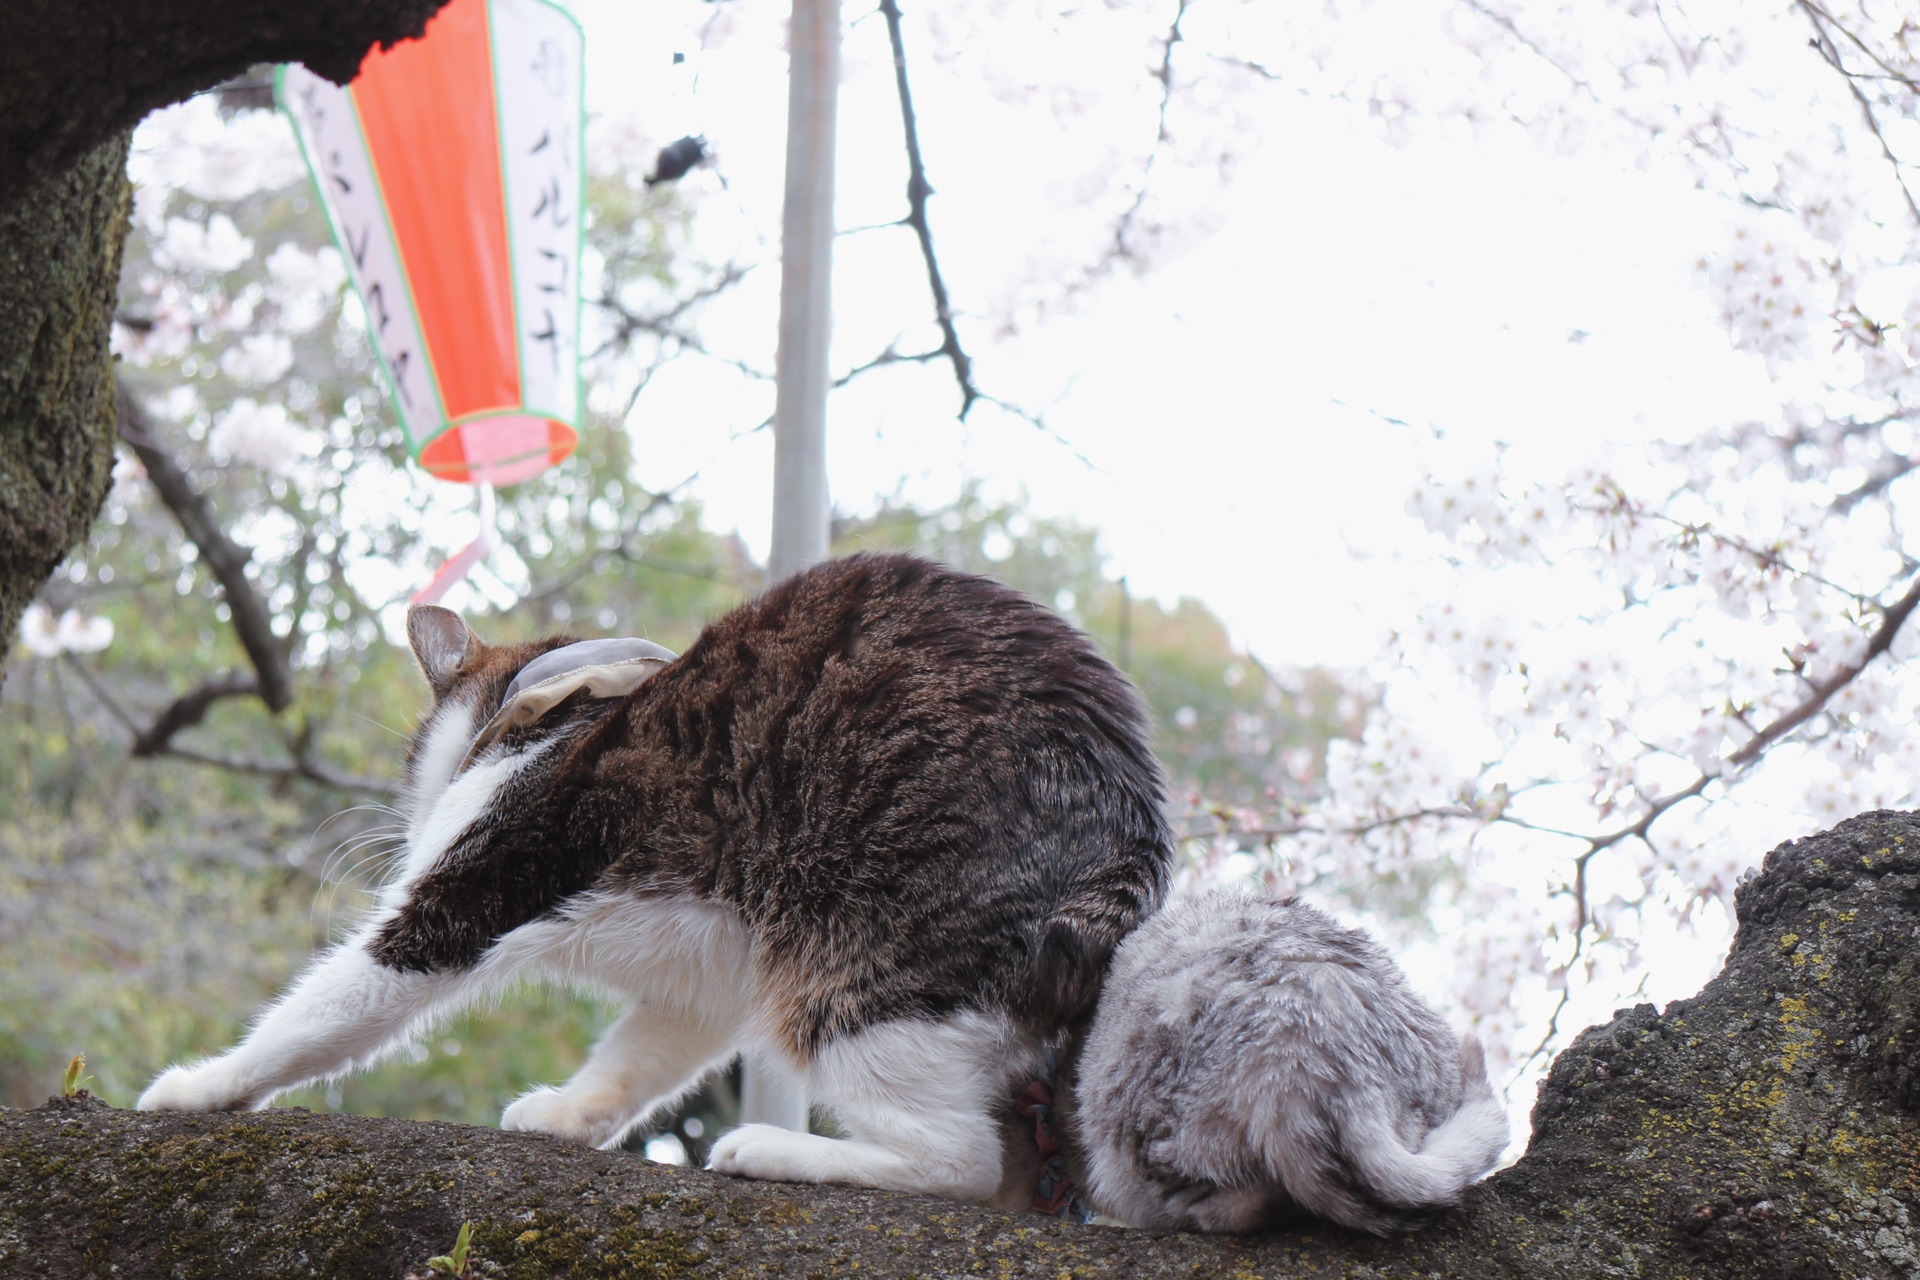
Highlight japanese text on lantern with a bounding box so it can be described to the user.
[278,64,444,437]
[493,0,584,424]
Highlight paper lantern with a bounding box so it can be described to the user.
[276,0,585,488]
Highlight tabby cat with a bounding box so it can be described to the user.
[140,553,1173,1204]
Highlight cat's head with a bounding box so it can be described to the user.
[399,606,675,832]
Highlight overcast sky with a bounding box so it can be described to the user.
[568,0,1777,670]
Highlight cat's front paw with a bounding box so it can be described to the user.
[500,1086,634,1149]
[137,1060,255,1112]
[706,1123,834,1184]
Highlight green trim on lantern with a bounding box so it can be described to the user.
[274,63,446,458]
[549,0,590,442]
[345,89,451,459]
[418,406,580,481]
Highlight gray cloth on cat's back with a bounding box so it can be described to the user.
[503,638,679,705]
[1067,890,1508,1235]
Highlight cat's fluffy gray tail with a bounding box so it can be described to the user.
[1307,1035,1510,1234]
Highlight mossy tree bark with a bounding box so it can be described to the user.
[0,0,452,686]
[3,809,1917,1278]
[0,140,130,676]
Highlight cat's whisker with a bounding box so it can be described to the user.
[316,828,403,889]
[353,711,413,742]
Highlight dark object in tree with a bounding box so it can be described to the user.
[7,808,1920,1277]
[0,0,455,203]
[645,135,709,187]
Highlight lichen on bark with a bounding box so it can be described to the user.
[0,135,130,681]
[3,810,1918,1278]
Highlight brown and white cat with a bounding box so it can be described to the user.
[138,553,1173,1204]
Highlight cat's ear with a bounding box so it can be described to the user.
[462,638,676,766]
[407,605,479,697]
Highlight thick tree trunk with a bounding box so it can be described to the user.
[0,1,454,205]
[0,0,451,686]
[4,809,1917,1279]
[0,139,129,670]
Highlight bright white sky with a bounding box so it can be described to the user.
[571,0,1778,669]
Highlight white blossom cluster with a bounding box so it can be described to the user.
[116,97,338,473]
[1117,0,1920,1089]
[16,605,114,658]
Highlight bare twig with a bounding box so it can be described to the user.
[1833,456,1920,513]
[1460,0,1589,90]
[117,381,293,712]
[130,672,261,757]
[589,261,754,361]
[61,654,387,794]
[1798,0,1920,227]
[518,476,707,606]
[1798,0,1920,91]
[159,742,390,793]
[1111,0,1190,263]
[877,0,977,418]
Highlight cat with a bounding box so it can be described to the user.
[139,552,1174,1205]
[1054,889,1509,1234]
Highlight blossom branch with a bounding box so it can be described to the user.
[117,380,293,712]
[1798,0,1920,228]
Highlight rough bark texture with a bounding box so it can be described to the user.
[3,810,1917,1278]
[0,138,130,673]
[0,0,453,687]
[0,0,452,205]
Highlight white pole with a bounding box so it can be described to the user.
[742,0,839,1133]
[765,0,837,583]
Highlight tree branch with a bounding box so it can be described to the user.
[116,381,293,712]
[14,810,1920,1277]
[129,671,261,757]
[58,653,387,793]
[1798,0,1920,227]
[877,0,976,419]
[1110,0,1189,263]
[1724,570,1920,767]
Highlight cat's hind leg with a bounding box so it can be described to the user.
[502,1000,739,1149]
[707,1013,1020,1203]
[137,937,475,1112]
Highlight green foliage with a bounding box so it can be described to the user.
[425,1221,473,1277]
[61,1052,90,1099]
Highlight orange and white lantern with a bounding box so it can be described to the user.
[277,0,585,489]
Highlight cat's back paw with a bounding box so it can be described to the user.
[706,1122,831,1183]
[500,1086,634,1149]
[136,1061,253,1112]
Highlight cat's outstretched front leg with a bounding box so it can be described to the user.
[503,1000,739,1149]
[137,936,470,1112]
